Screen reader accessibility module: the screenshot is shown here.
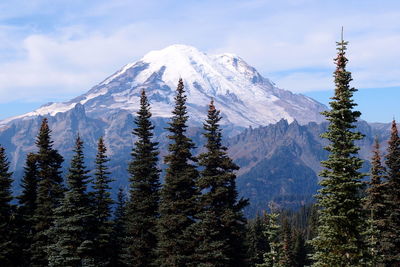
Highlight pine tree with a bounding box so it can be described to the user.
[0,145,14,265]
[111,187,127,267]
[157,79,199,266]
[31,118,64,266]
[365,137,386,265]
[381,120,400,264]
[17,153,39,265]
[311,33,366,266]
[125,89,160,266]
[48,136,95,266]
[92,137,114,266]
[192,99,248,266]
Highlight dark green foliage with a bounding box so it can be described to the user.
[365,137,386,264]
[157,79,199,266]
[257,212,281,267]
[92,137,114,266]
[279,219,294,267]
[292,230,307,267]
[246,215,270,266]
[0,145,14,265]
[48,136,94,266]
[311,36,366,266]
[31,118,64,266]
[192,99,248,266]
[17,153,39,265]
[111,188,127,267]
[381,120,400,264]
[125,89,160,266]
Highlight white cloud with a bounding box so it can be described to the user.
[0,0,399,104]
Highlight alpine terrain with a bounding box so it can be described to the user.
[0,44,337,213]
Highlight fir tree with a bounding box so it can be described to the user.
[125,89,160,266]
[292,230,307,267]
[111,187,127,267]
[257,212,281,267]
[157,79,199,266]
[246,215,270,266]
[48,136,94,266]
[0,145,14,265]
[192,99,248,266]
[365,137,386,265]
[279,219,294,267]
[31,118,64,266]
[92,137,114,266]
[17,153,39,265]
[381,120,400,264]
[311,33,366,266]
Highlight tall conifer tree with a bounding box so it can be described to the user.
[31,118,64,266]
[382,120,400,264]
[157,79,199,266]
[125,89,160,266]
[0,145,14,265]
[311,32,366,266]
[365,137,386,264]
[48,136,94,266]
[92,137,114,266]
[192,99,248,266]
[17,153,39,265]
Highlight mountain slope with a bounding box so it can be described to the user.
[1,44,326,130]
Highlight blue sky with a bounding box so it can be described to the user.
[0,0,399,123]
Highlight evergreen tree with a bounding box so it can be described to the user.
[17,153,39,265]
[246,215,270,266]
[292,230,307,267]
[125,89,160,266]
[381,120,400,264]
[0,145,14,265]
[192,99,248,266]
[111,187,127,267]
[257,212,281,267]
[92,137,114,266]
[157,79,199,266]
[279,219,294,267]
[48,136,94,266]
[31,118,64,266]
[365,137,386,265]
[311,33,366,266]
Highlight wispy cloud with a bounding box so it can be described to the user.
[0,0,399,105]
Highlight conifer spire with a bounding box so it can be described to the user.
[0,145,14,265]
[31,118,64,266]
[381,119,400,264]
[365,137,386,265]
[157,79,199,266]
[48,135,94,266]
[92,137,114,266]
[192,99,248,266]
[125,88,160,266]
[311,34,366,266]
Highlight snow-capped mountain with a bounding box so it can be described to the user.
[1,44,326,129]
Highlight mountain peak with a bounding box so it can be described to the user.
[1,44,326,129]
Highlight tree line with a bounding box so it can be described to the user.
[1,36,400,266]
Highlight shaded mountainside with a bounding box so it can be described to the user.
[0,105,393,216]
[228,119,390,216]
